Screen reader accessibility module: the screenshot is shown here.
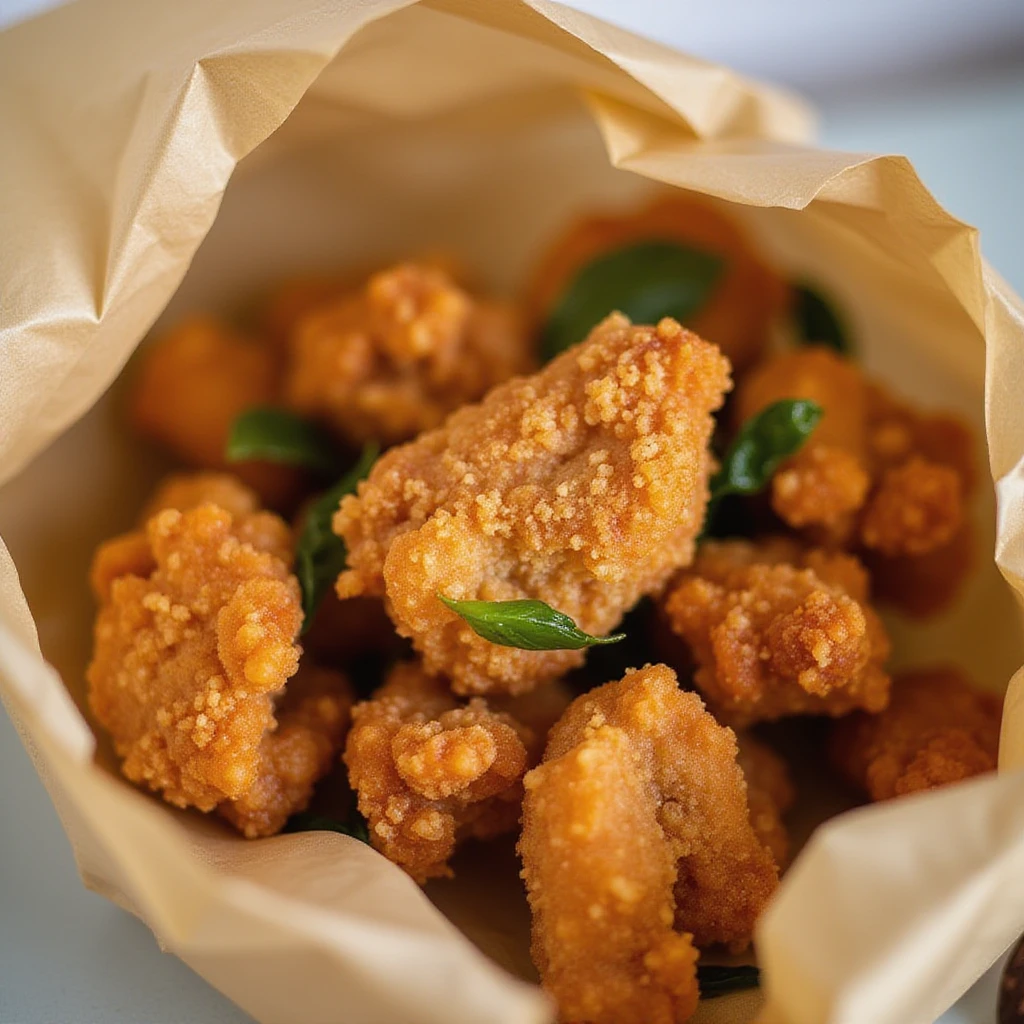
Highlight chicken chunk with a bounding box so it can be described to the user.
[88,503,303,810]
[525,665,779,964]
[335,314,731,695]
[129,317,300,508]
[527,194,787,374]
[284,262,533,446]
[830,667,1001,801]
[663,539,891,724]
[735,347,972,571]
[343,661,533,882]
[141,472,261,521]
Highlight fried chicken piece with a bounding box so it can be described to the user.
[219,662,355,837]
[141,472,261,521]
[527,194,787,374]
[523,666,778,980]
[344,661,533,882]
[88,504,303,810]
[521,725,700,1024]
[130,317,301,508]
[830,667,1001,801]
[335,314,731,696]
[663,539,891,725]
[285,262,533,446]
[737,735,795,869]
[735,347,972,564]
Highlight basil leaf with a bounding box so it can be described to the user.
[711,398,822,504]
[697,965,760,998]
[793,284,850,354]
[295,443,379,632]
[542,240,725,361]
[284,811,370,844]
[439,596,625,651]
[226,407,339,476]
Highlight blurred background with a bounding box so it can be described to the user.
[0,2,1021,1023]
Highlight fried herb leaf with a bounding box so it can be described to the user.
[295,443,379,632]
[703,399,822,535]
[226,407,339,476]
[284,811,370,844]
[541,240,724,361]
[793,284,850,354]
[697,964,760,998]
[439,596,626,651]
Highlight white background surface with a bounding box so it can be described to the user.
[1,2,1022,1022]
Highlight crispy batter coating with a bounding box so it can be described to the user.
[335,314,731,696]
[285,262,533,446]
[527,194,787,374]
[344,661,533,882]
[521,724,700,1024]
[219,662,355,837]
[88,504,303,810]
[142,472,261,521]
[735,347,973,567]
[531,665,780,956]
[830,667,1001,801]
[129,317,300,507]
[737,735,795,869]
[664,539,891,724]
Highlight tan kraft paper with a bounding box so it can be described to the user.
[2,2,1024,1023]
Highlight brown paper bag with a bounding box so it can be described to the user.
[2,2,1023,1022]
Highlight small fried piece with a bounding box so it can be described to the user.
[521,725,700,1024]
[285,262,533,446]
[335,314,731,696]
[527,194,787,374]
[527,664,780,959]
[736,347,971,563]
[141,472,261,521]
[129,317,300,507]
[737,735,795,870]
[344,661,533,882]
[88,504,303,810]
[219,662,355,838]
[830,667,1001,801]
[664,539,891,725]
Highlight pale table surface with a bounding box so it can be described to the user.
[1,4,1022,1022]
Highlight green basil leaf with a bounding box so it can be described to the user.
[541,240,725,361]
[439,596,625,651]
[295,442,379,632]
[793,284,850,354]
[226,407,339,476]
[710,398,822,505]
[697,965,760,999]
[284,811,370,844]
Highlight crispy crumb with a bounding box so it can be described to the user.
[335,314,731,695]
[285,262,533,445]
[830,667,1000,801]
[344,661,533,882]
[663,539,891,724]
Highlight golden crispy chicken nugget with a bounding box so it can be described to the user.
[664,539,891,725]
[526,664,779,959]
[344,661,533,882]
[335,314,731,696]
[285,262,533,446]
[736,735,795,870]
[89,504,302,809]
[736,347,972,569]
[830,667,1001,801]
[129,317,300,507]
[219,662,355,838]
[141,472,261,521]
[527,194,787,374]
[521,725,700,1024]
